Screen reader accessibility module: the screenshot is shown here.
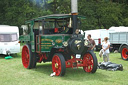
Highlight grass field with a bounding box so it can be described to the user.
[0,51,128,85]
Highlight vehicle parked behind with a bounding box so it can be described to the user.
[84,29,109,51]
[0,25,20,55]
[109,26,128,60]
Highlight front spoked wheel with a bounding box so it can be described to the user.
[52,53,66,76]
[83,51,98,73]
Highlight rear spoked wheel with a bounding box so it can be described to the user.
[22,44,36,69]
[83,51,97,73]
[52,53,66,76]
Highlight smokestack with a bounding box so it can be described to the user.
[71,0,78,14]
[71,0,78,33]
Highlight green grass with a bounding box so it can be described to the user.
[0,52,128,85]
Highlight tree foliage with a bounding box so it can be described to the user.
[79,0,127,30]
[0,0,52,26]
[0,0,128,31]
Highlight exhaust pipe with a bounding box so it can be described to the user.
[71,0,78,33]
[71,0,78,14]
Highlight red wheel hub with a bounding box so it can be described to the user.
[22,46,30,68]
[122,48,128,59]
[83,53,94,72]
[52,55,61,76]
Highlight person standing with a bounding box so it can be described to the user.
[87,34,96,50]
[102,37,110,62]
[72,29,83,38]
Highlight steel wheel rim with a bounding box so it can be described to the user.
[52,55,61,76]
[83,53,94,72]
[122,48,128,59]
[22,46,30,68]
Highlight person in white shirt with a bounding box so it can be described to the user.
[102,37,110,62]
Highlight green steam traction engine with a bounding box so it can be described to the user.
[19,0,98,76]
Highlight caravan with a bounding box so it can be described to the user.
[0,25,20,55]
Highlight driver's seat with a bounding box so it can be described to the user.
[54,28,59,33]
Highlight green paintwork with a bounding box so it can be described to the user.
[25,14,85,24]
[19,35,30,41]
[30,32,35,52]
[63,35,71,41]
[19,20,35,52]
[36,34,71,52]
[19,14,85,53]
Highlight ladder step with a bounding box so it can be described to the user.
[36,35,41,53]
[36,43,41,45]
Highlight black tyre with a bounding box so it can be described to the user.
[121,45,128,60]
[32,52,37,68]
[62,52,71,61]
[22,44,36,69]
[52,53,66,76]
[83,51,98,73]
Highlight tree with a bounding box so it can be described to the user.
[0,0,52,27]
[0,0,128,30]
[79,0,124,30]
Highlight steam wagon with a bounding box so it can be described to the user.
[19,14,98,76]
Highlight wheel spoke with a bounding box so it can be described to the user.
[52,54,66,76]
[83,53,94,73]
[52,55,61,76]
[22,45,30,68]
[122,48,128,59]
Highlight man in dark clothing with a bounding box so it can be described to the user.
[72,29,79,37]
[72,29,83,38]
[87,34,96,50]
